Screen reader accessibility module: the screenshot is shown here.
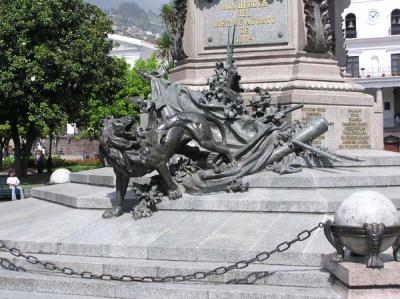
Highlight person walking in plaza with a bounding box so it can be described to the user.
[395,113,400,128]
[6,170,24,201]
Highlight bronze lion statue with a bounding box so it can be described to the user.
[99,112,234,218]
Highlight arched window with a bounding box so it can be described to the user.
[392,9,400,35]
[345,14,357,38]
[371,56,380,76]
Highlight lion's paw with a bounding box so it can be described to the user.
[367,256,384,269]
[102,208,123,219]
[330,253,344,263]
[168,190,182,200]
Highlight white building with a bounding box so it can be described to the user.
[108,34,158,66]
[342,0,400,128]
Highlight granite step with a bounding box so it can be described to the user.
[0,270,340,299]
[0,200,333,267]
[31,183,400,212]
[243,166,400,188]
[31,183,115,209]
[69,167,116,187]
[0,290,112,299]
[69,165,400,189]
[328,149,400,167]
[0,236,331,268]
[158,187,400,213]
[0,252,332,288]
[69,150,400,188]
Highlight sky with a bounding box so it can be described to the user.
[84,0,169,13]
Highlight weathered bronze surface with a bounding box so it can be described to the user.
[100,34,353,219]
[324,221,400,269]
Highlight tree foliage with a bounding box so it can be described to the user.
[158,1,176,71]
[28,102,68,138]
[159,2,175,33]
[86,54,158,136]
[121,54,158,99]
[0,0,126,176]
[158,32,173,71]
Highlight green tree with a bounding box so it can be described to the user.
[158,1,177,71]
[159,2,175,33]
[0,0,126,177]
[121,54,158,99]
[158,32,174,71]
[86,55,158,136]
[28,102,68,173]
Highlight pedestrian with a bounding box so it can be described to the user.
[6,170,24,201]
[396,113,400,128]
[82,151,89,160]
[36,152,45,174]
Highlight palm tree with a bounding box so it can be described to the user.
[159,2,175,34]
[158,31,174,73]
[159,1,182,73]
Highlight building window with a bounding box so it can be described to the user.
[385,102,391,111]
[391,9,400,35]
[345,13,357,38]
[346,56,360,77]
[392,54,400,76]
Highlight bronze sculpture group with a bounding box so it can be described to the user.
[100,29,355,219]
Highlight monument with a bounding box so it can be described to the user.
[1,1,400,299]
[99,40,360,219]
[169,0,383,150]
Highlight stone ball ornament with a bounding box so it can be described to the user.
[324,191,400,269]
[49,168,71,185]
[334,191,399,228]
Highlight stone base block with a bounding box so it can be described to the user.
[323,253,400,287]
[273,89,383,150]
[333,281,400,299]
[170,54,358,90]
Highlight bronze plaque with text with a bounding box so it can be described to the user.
[203,0,288,48]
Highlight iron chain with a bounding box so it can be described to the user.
[0,222,325,283]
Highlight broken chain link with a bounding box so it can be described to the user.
[0,222,325,283]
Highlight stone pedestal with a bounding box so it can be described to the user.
[169,0,383,150]
[323,253,400,298]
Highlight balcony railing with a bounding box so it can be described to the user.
[345,28,357,39]
[354,67,400,78]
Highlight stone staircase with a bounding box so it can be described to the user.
[0,270,338,299]
[0,205,338,298]
[1,150,400,298]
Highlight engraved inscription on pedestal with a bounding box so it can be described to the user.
[302,107,330,145]
[340,109,371,149]
[203,0,288,48]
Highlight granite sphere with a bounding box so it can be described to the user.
[335,191,399,227]
[334,191,400,255]
[49,168,71,184]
